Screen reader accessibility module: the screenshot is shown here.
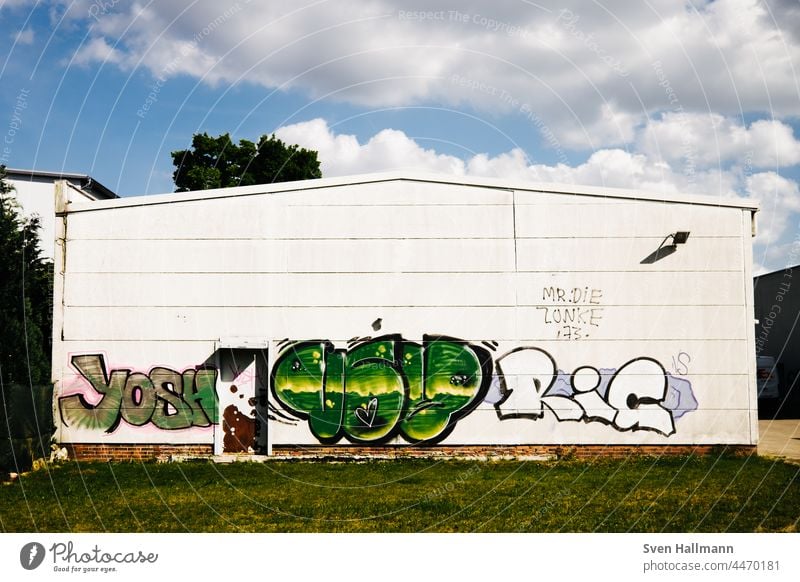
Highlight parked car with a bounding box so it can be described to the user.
[756,356,780,400]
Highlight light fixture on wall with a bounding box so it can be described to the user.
[671,231,690,245]
[640,231,691,264]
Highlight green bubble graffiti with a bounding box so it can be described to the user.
[271,335,491,444]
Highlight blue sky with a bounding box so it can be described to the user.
[1,0,799,273]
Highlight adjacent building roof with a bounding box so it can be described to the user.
[5,167,118,200]
[754,264,800,279]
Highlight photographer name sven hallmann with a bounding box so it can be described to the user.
[49,541,158,572]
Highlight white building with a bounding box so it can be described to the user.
[50,173,760,459]
[4,168,117,260]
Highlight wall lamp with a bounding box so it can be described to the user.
[640,231,691,264]
[671,231,691,245]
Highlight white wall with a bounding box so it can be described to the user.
[7,176,57,260]
[53,177,758,449]
[7,176,101,260]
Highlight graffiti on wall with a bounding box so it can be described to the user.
[536,286,604,340]
[271,335,492,444]
[488,348,693,436]
[59,340,697,443]
[271,335,697,444]
[59,354,218,432]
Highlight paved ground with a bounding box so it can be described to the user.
[758,419,800,463]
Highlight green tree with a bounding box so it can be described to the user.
[171,132,322,192]
[1,165,54,475]
[0,165,52,386]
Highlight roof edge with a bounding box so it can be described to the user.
[64,171,759,212]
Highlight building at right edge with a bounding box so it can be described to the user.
[50,174,761,459]
[754,264,800,417]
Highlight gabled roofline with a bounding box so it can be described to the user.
[63,171,759,212]
[5,167,118,200]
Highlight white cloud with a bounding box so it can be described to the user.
[746,172,800,245]
[72,36,122,66]
[753,233,800,276]
[58,0,800,150]
[557,102,643,149]
[0,0,37,9]
[275,119,468,176]
[638,113,800,169]
[278,117,735,192]
[13,27,34,45]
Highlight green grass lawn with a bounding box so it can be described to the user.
[1,454,798,532]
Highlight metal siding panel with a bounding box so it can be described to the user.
[281,180,514,206]
[516,237,742,271]
[63,305,746,342]
[65,237,517,273]
[67,198,513,240]
[65,271,745,308]
[516,271,745,305]
[65,272,518,307]
[54,338,748,375]
[515,200,744,237]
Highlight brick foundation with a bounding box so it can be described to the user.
[64,443,213,461]
[62,443,756,461]
[271,444,756,459]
